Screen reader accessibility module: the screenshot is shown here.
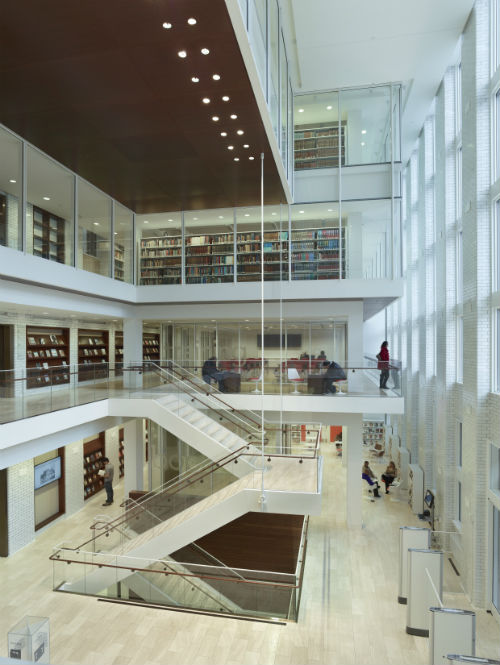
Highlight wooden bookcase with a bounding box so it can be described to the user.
[294,122,346,170]
[83,433,105,500]
[32,205,66,263]
[290,226,346,280]
[119,427,124,478]
[26,326,70,389]
[114,331,123,376]
[185,232,234,284]
[143,332,160,362]
[78,329,109,382]
[114,244,125,281]
[236,230,288,282]
[140,235,182,285]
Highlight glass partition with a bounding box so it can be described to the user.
[0,127,22,250]
[236,204,288,282]
[392,84,401,162]
[114,203,133,283]
[280,32,288,166]
[27,147,74,265]
[342,199,391,279]
[77,180,111,277]
[184,209,234,284]
[269,0,279,139]
[248,0,267,93]
[340,85,391,165]
[294,91,341,171]
[137,212,182,285]
[290,202,343,280]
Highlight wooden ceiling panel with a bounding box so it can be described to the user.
[1,0,285,213]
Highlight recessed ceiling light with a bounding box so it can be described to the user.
[327,208,333,212]
[249,156,254,160]
[43,196,51,201]
[212,116,219,121]
[244,214,250,217]
[9,179,16,183]
[361,129,367,134]
[230,114,237,119]
[193,217,198,220]
[227,145,234,150]
[143,220,149,224]
[271,212,277,215]
[187,17,197,25]
[222,96,230,102]
[361,141,366,146]
[218,215,224,219]
[93,222,100,226]
[326,105,333,110]
[299,210,305,214]
[178,50,187,58]
[201,48,210,55]
[191,76,199,83]
[162,22,172,29]
[212,74,221,81]
[243,144,249,148]
[237,129,244,135]
[220,131,227,137]
[298,108,304,113]
[168,218,173,222]
[114,232,118,235]
[234,157,240,161]
[202,97,210,104]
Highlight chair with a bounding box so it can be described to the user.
[287,367,304,394]
[249,373,263,393]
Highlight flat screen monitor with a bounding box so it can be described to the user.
[424,489,434,509]
[257,333,302,348]
[34,456,61,490]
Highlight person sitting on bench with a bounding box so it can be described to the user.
[381,461,397,494]
[362,461,381,498]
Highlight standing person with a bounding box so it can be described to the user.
[381,461,397,494]
[377,341,390,389]
[102,457,114,506]
[201,357,218,385]
[362,461,381,498]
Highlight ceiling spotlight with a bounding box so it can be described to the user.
[299,210,305,214]
[162,22,172,29]
[298,108,304,113]
[193,217,198,221]
[202,97,210,104]
[234,157,240,161]
[222,96,230,102]
[143,220,149,224]
[114,232,118,235]
[230,114,237,119]
[212,74,221,81]
[249,156,254,160]
[243,144,249,148]
[212,115,219,121]
[361,141,366,146]
[220,131,227,137]
[93,222,100,226]
[227,145,234,150]
[43,196,50,201]
[218,215,224,219]
[187,17,197,25]
[244,214,250,217]
[271,212,277,215]
[361,129,367,134]
[191,76,199,83]
[178,50,187,58]
[237,129,244,135]
[168,218,173,222]
[326,105,333,110]
[201,48,210,55]
[327,208,333,212]
[9,179,17,183]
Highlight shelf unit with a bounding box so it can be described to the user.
[236,231,288,282]
[119,427,124,478]
[140,235,182,285]
[83,434,105,500]
[78,329,109,382]
[143,332,160,362]
[114,244,125,281]
[185,232,234,284]
[26,326,70,389]
[32,205,66,263]
[294,122,346,171]
[291,226,345,280]
[114,331,123,376]
[362,420,385,447]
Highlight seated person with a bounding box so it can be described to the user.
[201,357,219,385]
[322,360,346,394]
[381,461,397,494]
[317,350,327,360]
[362,461,381,497]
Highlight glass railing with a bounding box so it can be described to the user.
[0,357,402,425]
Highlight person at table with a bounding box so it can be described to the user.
[201,357,219,385]
[322,360,346,394]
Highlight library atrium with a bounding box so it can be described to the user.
[0,0,500,663]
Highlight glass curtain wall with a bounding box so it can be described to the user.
[137,212,182,285]
[290,203,342,280]
[0,126,22,250]
[77,180,112,277]
[236,204,287,281]
[184,209,234,284]
[114,203,133,283]
[294,92,341,171]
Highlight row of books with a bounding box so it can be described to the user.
[28,349,65,359]
[28,334,64,345]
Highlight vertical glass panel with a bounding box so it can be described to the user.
[114,203,133,283]
[457,316,463,383]
[393,198,402,279]
[497,309,500,393]
[342,199,391,279]
[457,481,462,522]
[137,212,182,285]
[496,200,500,292]
[236,204,288,282]
[248,0,267,94]
[495,91,500,181]
[238,0,248,28]
[493,504,500,612]
[0,127,22,250]
[184,208,234,284]
[280,33,288,166]
[340,86,391,165]
[27,147,74,265]
[290,202,343,281]
[288,80,294,184]
[392,84,401,161]
[269,0,279,138]
[310,322,332,365]
[196,322,216,368]
[457,230,463,302]
[334,323,347,363]
[218,322,240,367]
[77,180,111,277]
[458,422,463,468]
[294,91,340,171]
[490,443,500,490]
[174,324,195,367]
[496,0,500,71]
[457,147,463,219]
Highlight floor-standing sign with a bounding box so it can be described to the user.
[406,548,443,636]
[398,526,431,604]
[430,608,475,665]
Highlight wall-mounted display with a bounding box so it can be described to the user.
[34,457,61,490]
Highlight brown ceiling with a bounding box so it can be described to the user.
[0,0,286,213]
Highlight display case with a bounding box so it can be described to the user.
[83,434,105,500]
[294,122,346,170]
[32,205,66,263]
[140,235,182,285]
[236,230,288,282]
[26,326,70,389]
[78,329,109,382]
[291,226,345,280]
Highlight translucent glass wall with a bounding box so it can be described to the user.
[77,180,112,278]
[0,127,22,251]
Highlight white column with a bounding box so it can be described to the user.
[346,415,363,527]
[123,318,143,388]
[347,303,364,392]
[124,419,144,498]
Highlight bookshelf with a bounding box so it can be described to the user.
[32,205,66,263]
[114,331,123,376]
[236,230,288,282]
[114,244,125,281]
[291,226,345,280]
[83,434,105,500]
[118,427,124,478]
[294,122,346,171]
[185,232,234,284]
[143,332,160,362]
[140,235,182,285]
[78,329,109,382]
[362,421,385,447]
[26,326,70,389]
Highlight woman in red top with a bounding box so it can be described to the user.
[377,341,390,389]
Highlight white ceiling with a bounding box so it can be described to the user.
[284,0,474,162]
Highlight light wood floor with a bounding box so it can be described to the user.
[0,445,498,665]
